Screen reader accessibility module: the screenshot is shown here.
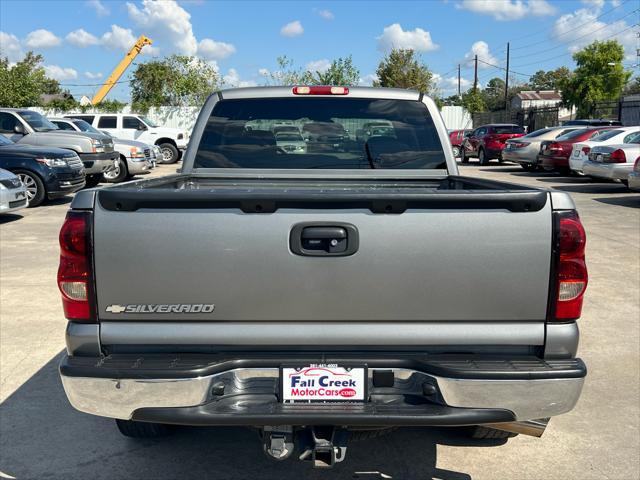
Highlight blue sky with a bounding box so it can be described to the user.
[1,0,638,101]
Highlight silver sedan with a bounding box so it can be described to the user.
[583,137,640,186]
[503,126,582,171]
[0,168,28,214]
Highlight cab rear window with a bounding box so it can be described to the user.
[194,97,446,169]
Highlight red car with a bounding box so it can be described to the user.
[461,124,525,165]
[538,127,613,172]
[448,129,472,158]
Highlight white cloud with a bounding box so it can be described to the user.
[376,23,439,52]
[314,8,334,20]
[457,0,556,21]
[553,7,637,59]
[306,59,331,73]
[84,71,103,79]
[101,24,137,51]
[358,73,378,86]
[436,74,472,94]
[198,38,236,60]
[464,41,499,68]
[0,31,23,62]
[127,0,198,55]
[86,0,109,16]
[280,20,304,37]
[25,29,61,48]
[66,29,100,47]
[44,65,78,81]
[581,0,605,8]
[258,68,270,76]
[222,68,257,88]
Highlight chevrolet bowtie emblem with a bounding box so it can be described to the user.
[105,304,127,314]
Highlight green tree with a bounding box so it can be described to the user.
[374,49,435,93]
[308,56,360,86]
[561,40,631,117]
[482,77,506,111]
[265,56,311,85]
[0,52,62,107]
[130,55,218,111]
[461,89,486,113]
[529,67,571,91]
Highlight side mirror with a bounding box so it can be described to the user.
[137,124,147,131]
[13,124,25,135]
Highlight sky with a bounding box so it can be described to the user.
[1,0,638,101]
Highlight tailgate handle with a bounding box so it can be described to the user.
[290,223,359,257]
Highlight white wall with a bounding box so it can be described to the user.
[440,106,473,130]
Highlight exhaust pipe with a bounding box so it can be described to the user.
[484,418,549,437]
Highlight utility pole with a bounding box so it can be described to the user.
[458,64,461,98]
[504,42,510,110]
[473,55,478,93]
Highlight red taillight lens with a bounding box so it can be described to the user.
[608,149,626,163]
[292,86,349,95]
[553,212,588,321]
[58,211,95,322]
[581,146,590,155]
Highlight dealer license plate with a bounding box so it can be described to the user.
[281,364,367,403]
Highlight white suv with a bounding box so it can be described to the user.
[67,113,189,164]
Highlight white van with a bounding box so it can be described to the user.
[67,113,189,164]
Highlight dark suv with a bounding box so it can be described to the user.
[461,124,525,165]
[0,134,85,207]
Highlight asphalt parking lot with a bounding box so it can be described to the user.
[1,162,638,480]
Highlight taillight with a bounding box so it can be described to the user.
[293,86,349,95]
[552,211,587,321]
[58,211,96,322]
[608,149,626,163]
[581,146,590,155]
[548,142,561,152]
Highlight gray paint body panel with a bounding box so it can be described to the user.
[94,201,552,322]
[100,321,544,345]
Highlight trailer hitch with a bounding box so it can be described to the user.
[298,426,350,468]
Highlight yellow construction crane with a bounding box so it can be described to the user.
[91,35,153,105]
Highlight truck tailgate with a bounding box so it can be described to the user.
[93,185,552,322]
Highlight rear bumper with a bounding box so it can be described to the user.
[60,354,586,426]
[539,154,570,169]
[583,160,632,181]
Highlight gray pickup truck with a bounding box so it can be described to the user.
[0,108,117,187]
[58,87,588,468]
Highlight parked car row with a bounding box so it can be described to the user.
[0,108,189,212]
[451,120,640,191]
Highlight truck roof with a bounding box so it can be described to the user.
[217,86,423,101]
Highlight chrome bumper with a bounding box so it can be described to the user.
[583,160,632,181]
[60,365,584,423]
[127,159,153,175]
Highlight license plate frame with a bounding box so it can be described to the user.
[280,364,368,404]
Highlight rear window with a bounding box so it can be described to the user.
[491,125,525,134]
[194,97,446,169]
[524,128,552,138]
[591,129,623,142]
[556,128,592,141]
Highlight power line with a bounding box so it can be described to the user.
[510,9,639,62]
[510,0,634,50]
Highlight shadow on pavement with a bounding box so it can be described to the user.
[0,213,24,224]
[550,184,628,194]
[594,196,640,208]
[46,197,73,207]
[0,353,511,480]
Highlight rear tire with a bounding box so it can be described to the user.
[14,170,45,207]
[158,143,179,164]
[469,426,518,439]
[451,146,460,158]
[115,419,172,438]
[478,148,489,166]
